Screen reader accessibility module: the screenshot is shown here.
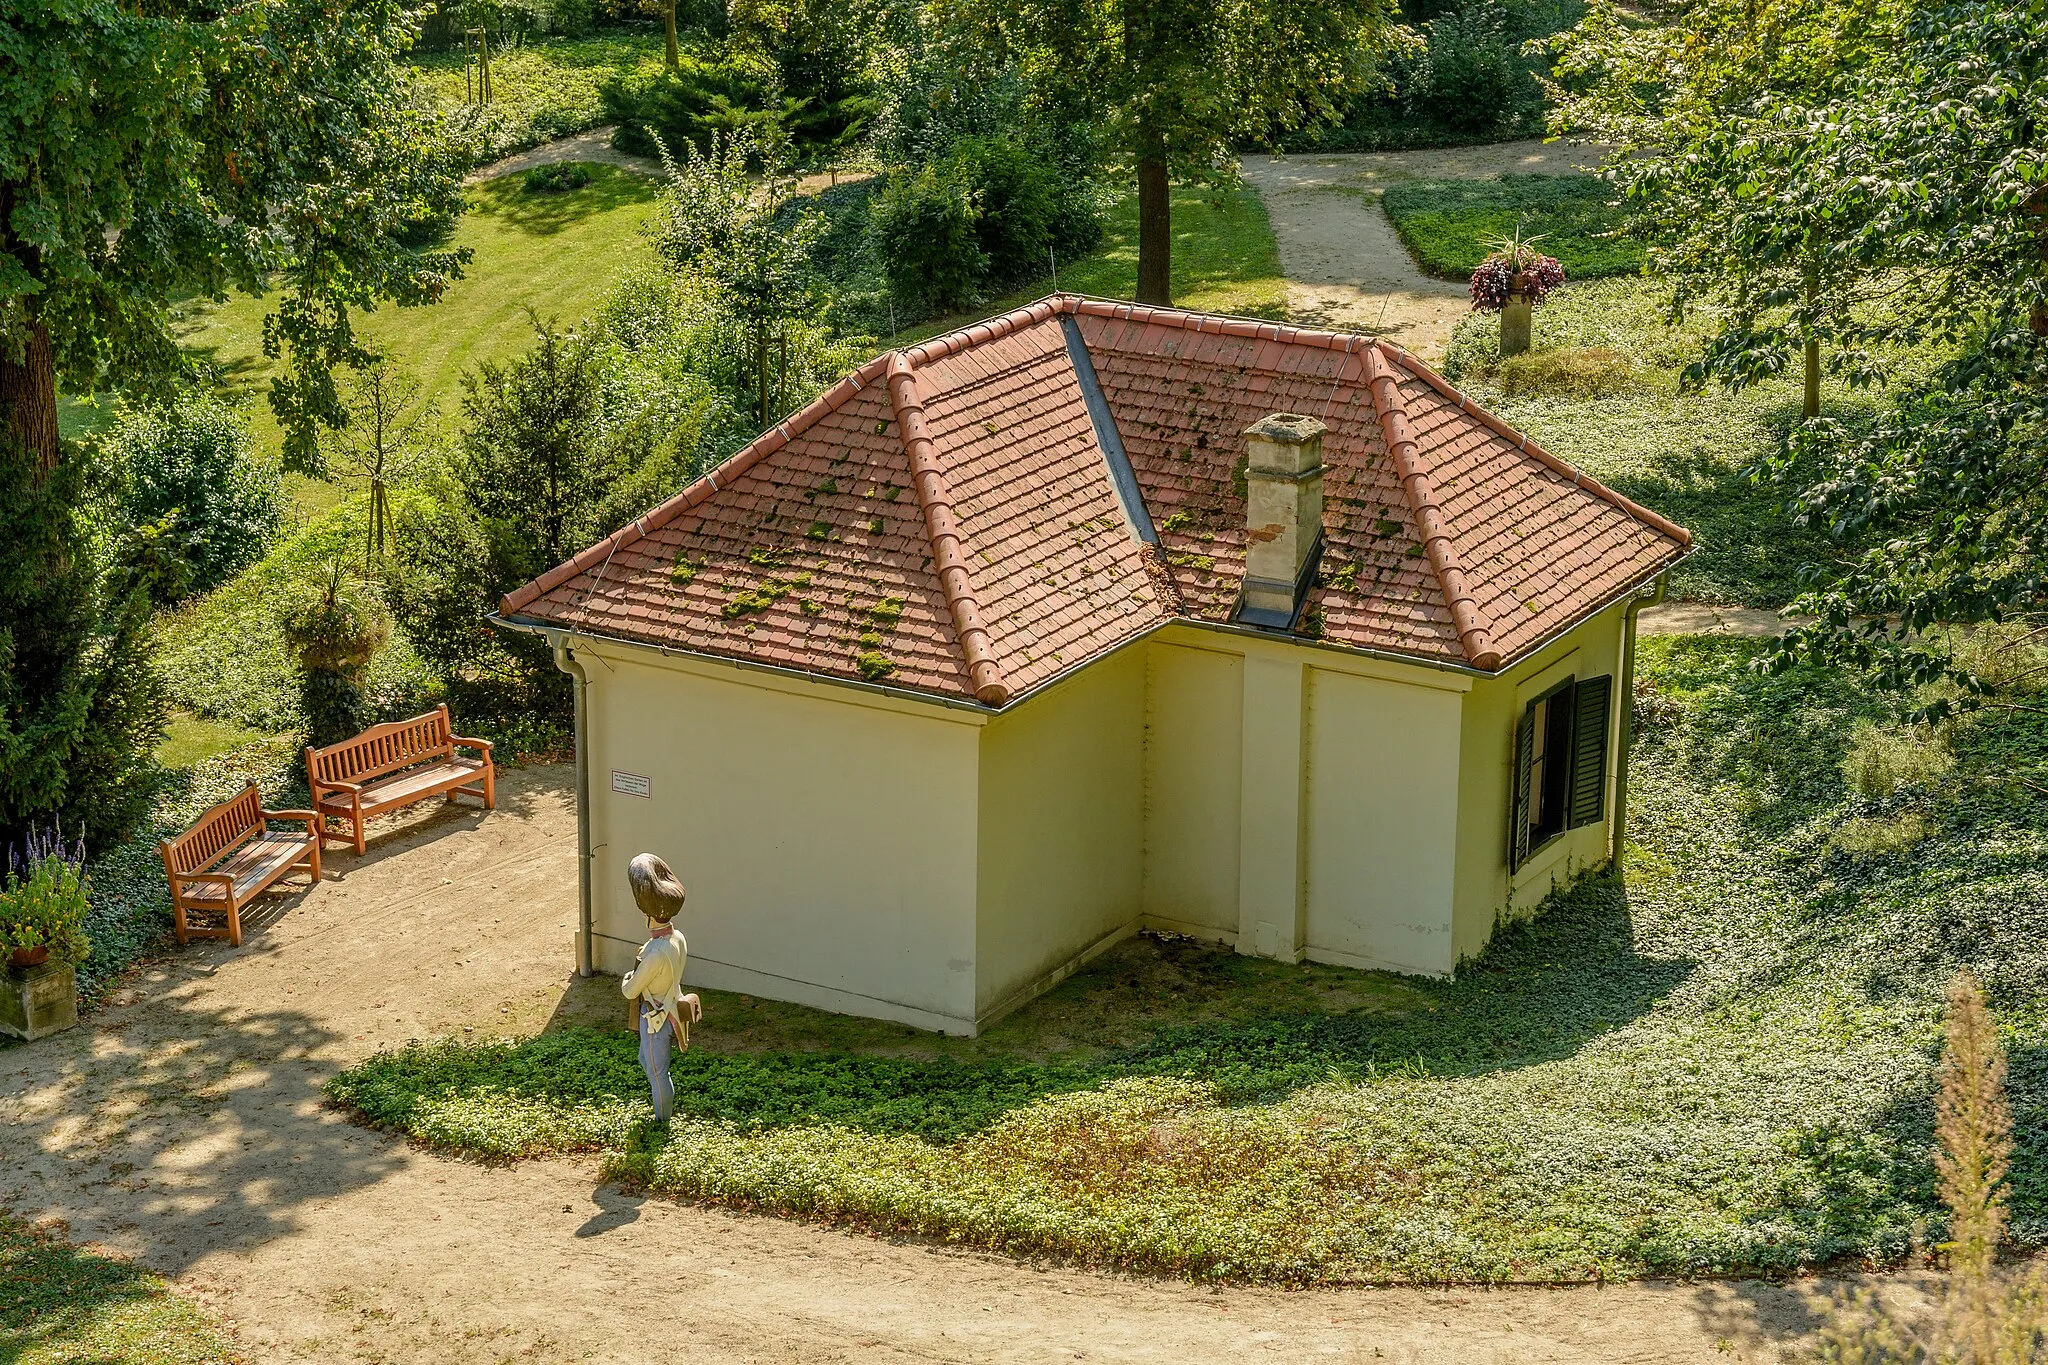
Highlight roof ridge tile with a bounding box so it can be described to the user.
[1359,346,1504,672]
[886,354,1011,706]
[499,352,895,616]
[1377,341,1694,548]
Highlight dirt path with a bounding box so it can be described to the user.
[467,125,871,202]
[1239,140,1607,361]
[3,765,1928,1362]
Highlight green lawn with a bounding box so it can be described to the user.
[1440,277,1944,608]
[1,1214,242,1363]
[154,712,269,770]
[1383,174,1641,281]
[330,634,2048,1282]
[171,162,661,488]
[888,186,1287,347]
[410,31,669,161]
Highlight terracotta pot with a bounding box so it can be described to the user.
[8,945,50,970]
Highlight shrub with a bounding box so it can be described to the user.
[108,391,283,605]
[868,161,986,316]
[277,566,392,747]
[1416,1,1520,133]
[523,160,592,193]
[1833,811,1932,858]
[600,57,779,160]
[0,827,91,968]
[1843,720,1954,798]
[952,136,1060,288]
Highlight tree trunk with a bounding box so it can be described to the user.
[1135,144,1171,307]
[1801,256,1821,421]
[0,315,59,478]
[663,0,680,71]
[754,324,771,429]
[1802,334,1820,421]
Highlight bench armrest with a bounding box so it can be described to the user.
[172,869,236,889]
[315,778,363,795]
[261,809,321,827]
[449,735,494,755]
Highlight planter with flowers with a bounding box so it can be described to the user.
[1468,228,1566,358]
[1,828,90,1040]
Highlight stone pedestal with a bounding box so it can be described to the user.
[1499,296,1533,357]
[1,960,78,1041]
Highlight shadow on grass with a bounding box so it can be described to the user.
[468,162,658,237]
[336,871,1693,1145]
[0,1213,238,1360]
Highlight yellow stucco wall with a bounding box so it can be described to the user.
[1304,666,1465,975]
[1449,601,1630,963]
[576,642,987,1033]
[565,590,1642,1034]
[973,646,1147,1019]
[1140,642,1244,939]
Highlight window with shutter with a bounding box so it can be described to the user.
[1511,677,1578,870]
[1568,674,1613,829]
[1510,705,1535,870]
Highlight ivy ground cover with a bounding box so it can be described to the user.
[1383,174,1641,281]
[328,636,2048,1282]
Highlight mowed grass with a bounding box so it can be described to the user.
[331,636,2048,1282]
[889,186,1287,347]
[154,712,269,770]
[409,31,668,158]
[171,162,661,490]
[1,1214,242,1364]
[1384,174,1640,280]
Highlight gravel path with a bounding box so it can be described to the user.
[1238,140,1607,361]
[466,124,871,201]
[2,763,1934,1362]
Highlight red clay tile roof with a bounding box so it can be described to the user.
[499,295,1689,706]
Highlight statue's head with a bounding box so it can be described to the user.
[627,853,685,924]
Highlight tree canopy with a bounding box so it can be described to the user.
[1,0,470,472]
[968,0,1401,304]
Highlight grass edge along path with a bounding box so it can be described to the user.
[0,1212,243,1364]
[1382,175,1640,282]
[329,636,2048,1284]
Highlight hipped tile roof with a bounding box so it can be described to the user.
[499,295,1689,707]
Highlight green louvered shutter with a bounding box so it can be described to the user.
[1568,674,1613,829]
[1510,702,1536,869]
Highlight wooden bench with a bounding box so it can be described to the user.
[306,704,495,855]
[160,782,322,947]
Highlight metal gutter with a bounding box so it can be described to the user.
[491,613,998,717]
[1609,569,1670,867]
[540,631,594,976]
[493,547,1692,719]
[1059,314,1158,543]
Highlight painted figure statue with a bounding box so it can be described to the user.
[620,853,701,1122]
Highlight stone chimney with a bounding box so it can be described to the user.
[1235,413,1327,628]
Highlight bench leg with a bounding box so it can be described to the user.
[352,809,366,856]
[226,897,242,949]
[173,898,189,947]
[308,838,322,883]
[483,762,496,810]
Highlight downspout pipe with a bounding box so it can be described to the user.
[1610,571,1670,867]
[551,634,595,978]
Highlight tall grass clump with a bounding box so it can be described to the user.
[1811,973,2048,1363]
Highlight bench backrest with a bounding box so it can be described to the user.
[307,705,454,788]
[162,782,263,875]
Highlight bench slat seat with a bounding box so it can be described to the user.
[175,834,319,905]
[306,705,495,854]
[315,757,488,819]
[160,785,321,947]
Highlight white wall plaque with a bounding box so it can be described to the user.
[610,770,651,798]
